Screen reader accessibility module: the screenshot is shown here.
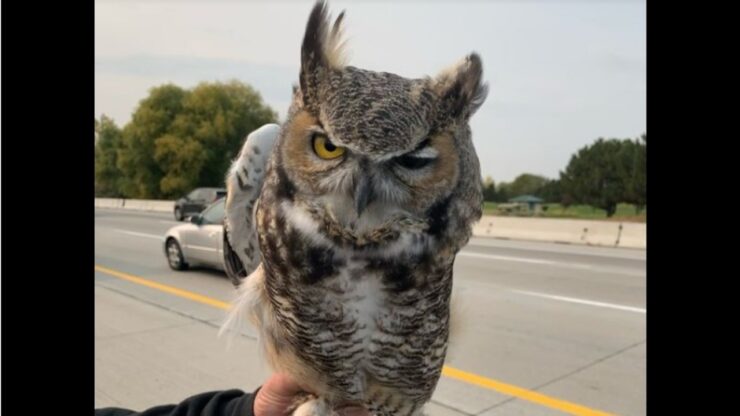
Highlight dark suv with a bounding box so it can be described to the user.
[173,187,227,221]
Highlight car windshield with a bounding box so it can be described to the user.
[201,199,225,224]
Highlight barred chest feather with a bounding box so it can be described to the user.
[255,195,454,413]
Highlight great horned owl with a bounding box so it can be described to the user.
[222,2,487,415]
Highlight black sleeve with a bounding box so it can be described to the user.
[95,388,260,416]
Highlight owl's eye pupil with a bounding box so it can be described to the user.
[312,133,346,160]
[397,155,432,169]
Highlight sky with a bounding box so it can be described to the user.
[95,0,646,183]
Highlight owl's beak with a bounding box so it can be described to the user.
[354,174,375,216]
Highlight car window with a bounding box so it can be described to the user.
[187,189,201,200]
[201,199,225,224]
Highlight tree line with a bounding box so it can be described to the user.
[95,80,277,199]
[95,81,644,217]
[483,134,646,217]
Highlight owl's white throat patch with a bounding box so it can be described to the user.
[279,200,433,259]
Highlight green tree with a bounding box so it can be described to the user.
[507,173,549,198]
[95,115,124,197]
[610,134,646,214]
[482,176,497,202]
[627,133,646,212]
[496,181,511,202]
[560,138,636,217]
[116,81,277,199]
[118,84,188,198]
[538,179,562,203]
[154,135,207,196]
[168,80,278,195]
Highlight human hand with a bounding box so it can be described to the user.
[254,373,370,416]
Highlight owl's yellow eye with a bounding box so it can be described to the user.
[312,134,346,160]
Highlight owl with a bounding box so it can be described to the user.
[222,2,487,415]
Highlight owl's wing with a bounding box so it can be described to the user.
[223,123,280,286]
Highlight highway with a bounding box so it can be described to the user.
[95,208,646,416]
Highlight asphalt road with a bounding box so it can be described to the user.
[95,208,646,416]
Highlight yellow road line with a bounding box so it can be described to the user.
[95,264,615,416]
[94,265,230,310]
[441,366,613,416]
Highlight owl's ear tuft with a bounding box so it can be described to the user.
[434,53,489,120]
[300,1,349,106]
[291,83,304,107]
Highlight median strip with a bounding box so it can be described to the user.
[95,264,616,416]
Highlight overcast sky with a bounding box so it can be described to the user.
[95,0,645,183]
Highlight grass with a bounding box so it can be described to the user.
[482,202,646,223]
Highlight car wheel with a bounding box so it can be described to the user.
[166,238,188,271]
[174,207,183,221]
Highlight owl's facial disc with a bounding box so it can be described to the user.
[279,108,462,245]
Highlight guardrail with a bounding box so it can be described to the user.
[95,198,174,213]
[472,216,646,249]
[95,199,646,249]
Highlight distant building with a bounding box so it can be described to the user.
[508,195,544,214]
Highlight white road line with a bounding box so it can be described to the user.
[113,229,164,240]
[458,251,644,276]
[459,251,565,266]
[511,289,646,314]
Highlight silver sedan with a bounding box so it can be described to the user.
[163,198,226,273]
